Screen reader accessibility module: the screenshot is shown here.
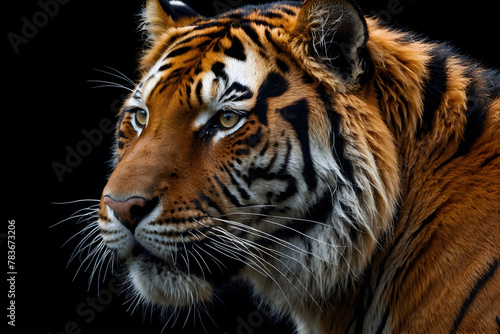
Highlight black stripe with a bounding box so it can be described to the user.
[317,85,356,186]
[351,265,374,334]
[213,175,242,207]
[158,63,172,72]
[417,44,449,138]
[243,151,276,187]
[211,61,228,83]
[264,28,282,53]
[450,259,499,334]
[158,83,169,95]
[259,140,269,156]
[245,126,262,147]
[165,46,192,59]
[274,140,298,202]
[240,19,278,29]
[195,81,203,106]
[260,10,283,19]
[244,141,292,190]
[233,126,262,148]
[163,32,183,49]
[481,153,500,168]
[199,194,223,214]
[173,28,227,49]
[222,164,250,200]
[185,83,192,109]
[278,138,293,174]
[164,67,184,83]
[279,98,317,191]
[276,58,289,73]
[259,189,333,245]
[192,21,227,32]
[279,5,299,16]
[452,78,489,157]
[117,130,126,139]
[235,148,249,155]
[220,82,253,102]
[374,74,404,134]
[274,178,297,203]
[438,67,490,169]
[240,24,263,48]
[250,72,289,126]
[224,35,246,61]
[193,198,203,211]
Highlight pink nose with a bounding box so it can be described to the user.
[103,196,155,233]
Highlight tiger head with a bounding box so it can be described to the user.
[97,0,399,317]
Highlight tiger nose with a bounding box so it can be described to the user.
[103,195,158,233]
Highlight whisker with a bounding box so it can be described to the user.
[95,66,136,86]
[61,221,98,249]
[214,226,323,309]
[68,226,101,267]
[259,218,343,250]
[126,289,145,315]
[210,236,293,307]
[182,304,193,329]
[194,219,271,277]
[88,246,110,291]
[204,238,270,278]
[50,207,98,228]
[67,234,95,266]
[88,79,135,92]
[193,244,227,274]
[213,217,340,264]
[72,235,104,282]
[213,220,318,270]
[52,199,100,205]
[102,249,115,282]
[224,211,340,231]
[83,239,107,273]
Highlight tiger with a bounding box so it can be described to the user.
[93,0,500,332]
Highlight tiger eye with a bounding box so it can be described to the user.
[135,109,148,128]
[219,111,239,128]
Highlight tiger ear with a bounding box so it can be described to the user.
[293,0,371,86]
[143,0,201,41]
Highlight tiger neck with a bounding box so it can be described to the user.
[283,18,499,334]
[368,18,470,195]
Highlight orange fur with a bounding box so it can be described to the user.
[96,1,499,332]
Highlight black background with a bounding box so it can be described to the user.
[4,0,499,333]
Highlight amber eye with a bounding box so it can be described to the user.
[134,109,148,128]
[219,111,240,128]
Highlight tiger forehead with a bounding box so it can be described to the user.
[139,3,299,101]
[140,44,259,114]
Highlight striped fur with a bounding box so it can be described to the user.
[94,0,500,332]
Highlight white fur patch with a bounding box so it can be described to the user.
[127,257,214,307]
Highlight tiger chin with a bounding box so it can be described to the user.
[93,0,500,332]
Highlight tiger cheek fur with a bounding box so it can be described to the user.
[91,0,500,332]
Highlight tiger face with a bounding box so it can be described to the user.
[98,0,399,321]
